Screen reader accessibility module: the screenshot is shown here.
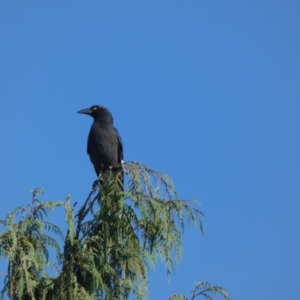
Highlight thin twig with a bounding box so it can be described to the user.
[75,184,98,240]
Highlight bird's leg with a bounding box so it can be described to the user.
[98,172,103,183]
[92,172,103,190]
[92,180,99,190]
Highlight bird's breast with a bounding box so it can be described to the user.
[88,124,119,172]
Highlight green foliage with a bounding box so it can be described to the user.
[169,282,231,300]
[0,188,64,300]
[0,162,229,300]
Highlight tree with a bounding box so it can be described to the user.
[0,162,230,300]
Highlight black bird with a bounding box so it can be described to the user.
[77,105,123,185]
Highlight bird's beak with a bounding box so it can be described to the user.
[77,108,92,115]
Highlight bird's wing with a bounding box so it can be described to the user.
[114,128,123,163]
[87,131,91,155]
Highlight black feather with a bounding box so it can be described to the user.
[78,105,123,186]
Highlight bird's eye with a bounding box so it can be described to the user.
[93,107,97,111]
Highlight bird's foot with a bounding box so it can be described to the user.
[92,173,103,190]
[98,172,103,182]
[92,180,100,191]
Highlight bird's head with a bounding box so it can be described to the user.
[77,105,113,123]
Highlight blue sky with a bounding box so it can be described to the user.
[1,1,300,299]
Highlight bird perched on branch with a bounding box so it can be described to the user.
[77,105,123,186]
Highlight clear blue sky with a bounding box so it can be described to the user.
[1,1,300,299]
